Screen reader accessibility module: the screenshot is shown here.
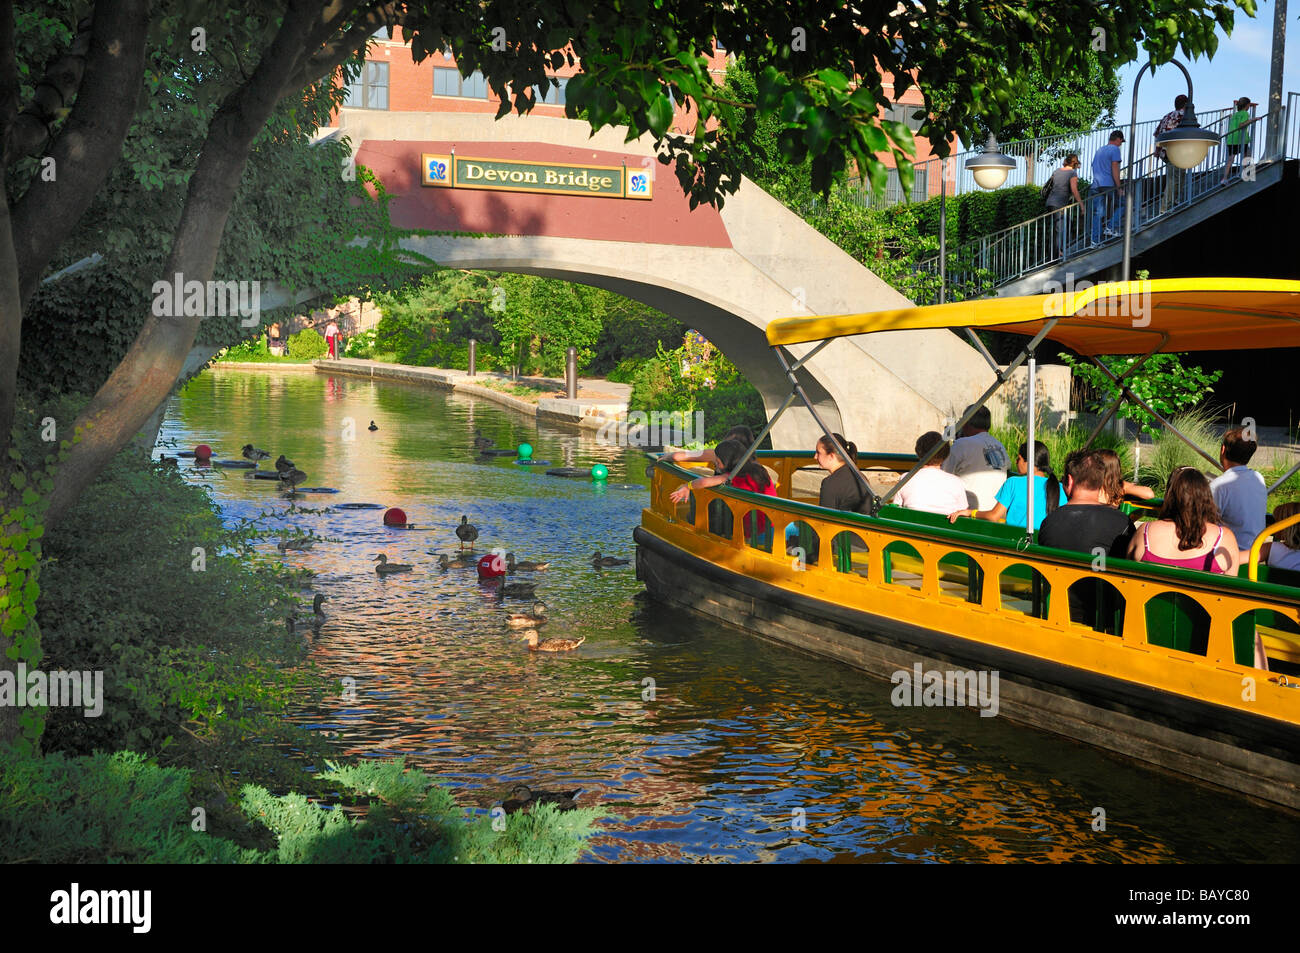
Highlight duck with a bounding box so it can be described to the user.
[505,601,548,627]
[278,467,308,491]
[290,594,327,626]
[242,443,271,461]
[498,581,538,599]
[436,553,473,570]
[506,553,550,572]
[277,537,315,553]
[374,554,414,575]
[274,454,296,473]
[472,429,494,450]
[455,515,479,552]
[592,551,630,567]
[520,629,585,653]
[501,783,581,814]
[368,420,378,431]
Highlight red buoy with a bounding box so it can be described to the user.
[383,507,408,527]
[477,553,506,578]
[194,444,213,460]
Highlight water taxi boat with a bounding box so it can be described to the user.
[637,278,1300,810]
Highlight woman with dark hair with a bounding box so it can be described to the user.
[1094,448,1155,505]
[950,441,1065,531]
[669,438,775,503]
[1128,467,1239,574]
[664,425,779,491]
[815,433,868,512]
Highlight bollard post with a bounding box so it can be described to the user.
[565,346,577,399]
[468,339,477,377]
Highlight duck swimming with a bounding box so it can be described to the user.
[505,601,548,627]
[502,783,580,814]
[368,421,378,431]
[592,551,630,567]
[472,429,494,450]
[374,554,414,575]
[520,630,584,653]
[436,553,473,570]
[290,594,327,626]
[242,444,271,461]
[277,537,315,553]
[498,581,538,599]
[506,553,550,572]
[455,515,479,552]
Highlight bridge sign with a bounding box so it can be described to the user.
[421,153,652,200]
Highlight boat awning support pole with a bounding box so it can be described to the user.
[880,318,1059,507]
[1026,351,1037,540]
[1085,349,1223,473]
[1082,335,1168,448]
[964,328,1001,373]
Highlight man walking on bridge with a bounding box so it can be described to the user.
[1090,131,1126,246]
[1155,95,1187,212]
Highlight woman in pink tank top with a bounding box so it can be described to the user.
[1128,468,1239,575]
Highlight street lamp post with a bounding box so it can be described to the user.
[937,134,1015,304]
[1122,59,1221,281]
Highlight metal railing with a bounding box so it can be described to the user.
[909,99,1296,302]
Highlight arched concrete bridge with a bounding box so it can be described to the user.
[333,110,993,450]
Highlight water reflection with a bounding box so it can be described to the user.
[160,369,1300,863]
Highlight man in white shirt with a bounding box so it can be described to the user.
[942,405,1009,510]
[1210,427,1266,547]
[896,431,972,514]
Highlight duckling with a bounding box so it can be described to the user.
[520,629,585,653]
[455,515,479,552]
[498,581,538,599]
[505,601,548,627]
[506,553,550,572]
[436,553,473,570]
[374,554,414,575]
[502,783,580,814]
[368,420,378,431]
[277,537,315,553]
[242,443,271,461]
[592,550,630,567]
[472,429,494,450]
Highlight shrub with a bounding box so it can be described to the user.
[1137,408,1223,490]
[990,423,1134,479]
[287,328,328,360]
[220,335,272,362]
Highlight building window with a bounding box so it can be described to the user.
[371,25,389,40]
[533,76,567,106]
[345,61,389,109]
[883,101,925,133]
[434,67,488,99]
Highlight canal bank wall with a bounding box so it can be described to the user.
[303,358,630,431]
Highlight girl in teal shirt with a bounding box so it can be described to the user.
[949,442,1065,531]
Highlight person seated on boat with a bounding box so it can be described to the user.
[949,442,1065,531]
[814,433,870,513]
[664,425,780,490]
[894,431,970,515]
[1128,467,1239,575]
[1244,501,1300,571]
[942,405,1010,510]
[1209,427,1267,549]
[1094,448,1155,504]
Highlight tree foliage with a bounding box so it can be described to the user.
[1059,352,1224,437]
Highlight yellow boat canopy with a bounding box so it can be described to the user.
[766,278,1300,355]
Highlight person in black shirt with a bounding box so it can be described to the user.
[816,433,867,512]
[1038,450,1137,631]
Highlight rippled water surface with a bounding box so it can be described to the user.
[161,369,1300,863]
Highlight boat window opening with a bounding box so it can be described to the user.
[1145,592,1211,657]
[830,531,868,576]
[999,564,1050,619]
[1066,578,1126,635]
[1232,609,1300,669]
[937,551,983,604]
[707,499,733,540]
[882,541,924,589]
[784,521,821,566]
[741,509,775,553]
[682,490,698,528]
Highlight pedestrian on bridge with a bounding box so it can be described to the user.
[1089,131,1126,247]
[1045,154,1084,259]
[1223,96,1256,183]
[1155,95,1187,213]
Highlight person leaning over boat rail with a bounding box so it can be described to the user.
[664,425,780,490]
[941,405,1009,510]
[1209,427,1266,548]
[949,442,1065,531]
[895,431,970,515]
[1129,468,1239,575]
[669,438,777,544]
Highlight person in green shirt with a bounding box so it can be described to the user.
[1223,96,1255,183]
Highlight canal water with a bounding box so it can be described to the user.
[161,368,1300,863]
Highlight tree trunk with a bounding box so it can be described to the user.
[131,345,224,454]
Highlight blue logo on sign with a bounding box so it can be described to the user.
[629,173,647,194]
[428,159,448,182]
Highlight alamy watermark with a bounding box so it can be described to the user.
[151,272,261,327]
[1042,274,1153,328]
[890,662,999,717]
[596,410,705,448]
[0,663,104,717]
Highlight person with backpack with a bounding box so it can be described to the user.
[1043,153,1084,259]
